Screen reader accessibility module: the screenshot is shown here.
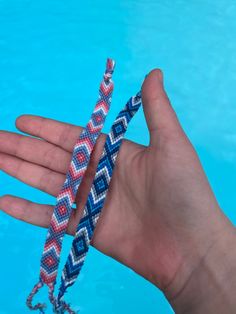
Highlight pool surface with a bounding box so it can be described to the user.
[0,1,236,313]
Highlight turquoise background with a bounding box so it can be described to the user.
[0,1,236,313]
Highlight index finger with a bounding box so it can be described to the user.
[16,115,83,152]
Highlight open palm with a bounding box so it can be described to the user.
[0,70,232,303]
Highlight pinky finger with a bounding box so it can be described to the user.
[0,195,75,235]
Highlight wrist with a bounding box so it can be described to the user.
[166,226,236,313]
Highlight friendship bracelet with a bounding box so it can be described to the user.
[26,59,115,312]
[55,92,142,313]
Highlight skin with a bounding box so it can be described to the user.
[0,70,235,313]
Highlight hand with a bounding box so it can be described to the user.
[0,70,235,313]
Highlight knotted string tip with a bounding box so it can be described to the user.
[106,58,115,71]
[53,300,77,314]
[104,58,115,81]
[26,281,46,312]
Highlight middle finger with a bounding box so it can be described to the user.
[0,130,71,174]
[0,152,65,196]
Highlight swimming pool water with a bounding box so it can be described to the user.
[0,1,236,313]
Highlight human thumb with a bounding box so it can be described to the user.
[141,69,183,147]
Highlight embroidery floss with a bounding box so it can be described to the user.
[55,92,142,313]
[27,59,115,313]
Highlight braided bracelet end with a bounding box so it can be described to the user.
[26,280,46,313]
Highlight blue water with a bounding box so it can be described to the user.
[0,1,236,313]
